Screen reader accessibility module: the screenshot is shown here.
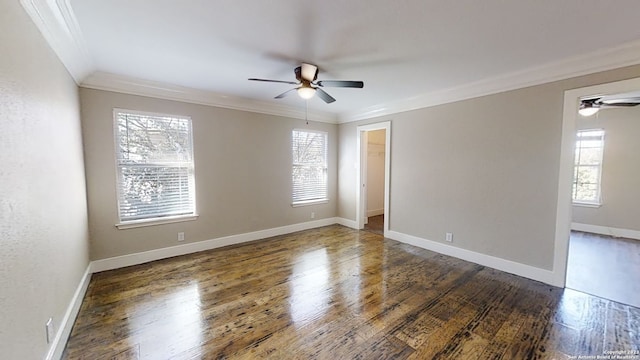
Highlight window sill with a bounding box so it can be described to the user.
[292,199,329,207]
[572,202,601,209]
[116,214,199,229]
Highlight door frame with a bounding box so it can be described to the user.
[554,76,640,287]
[356,121,391,234]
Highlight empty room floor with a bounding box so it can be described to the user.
[63,225,640,359]
[566,231,640,308]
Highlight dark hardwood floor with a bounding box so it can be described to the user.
[566,231,640,308]
[63,225,640,359]
[363,214,384,235]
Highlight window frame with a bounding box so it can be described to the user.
[113,108,198,229]
[291,129,329,207]
[572,128,605,207]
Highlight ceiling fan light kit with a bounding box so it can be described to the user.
[297,86,316,99]
[578,102,600,117]
[249,63,364,103]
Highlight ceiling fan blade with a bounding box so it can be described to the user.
[316,88,336,103]
[317,80,364,88]
[274,88,296,99]
[598,97,640,106]
[301,63,318,82]
[249,78,299,85]
[599,102,640,107]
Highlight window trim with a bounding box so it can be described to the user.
[113,108,198,228]
[291,129,329,207]
[572,128,604,206]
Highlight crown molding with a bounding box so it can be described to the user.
[81,72,339,124]
[339,40,640,123]
[20,0,93,83]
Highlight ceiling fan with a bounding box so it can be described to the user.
[579,92,640,116]
[249,63,364,103]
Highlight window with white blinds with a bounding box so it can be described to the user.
[573,129,605,205]
[292,130,328,205]
[114,109,196,224]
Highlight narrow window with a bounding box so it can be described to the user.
[114,109,196,225]
[573,129,604,205]
[292,130,328,205]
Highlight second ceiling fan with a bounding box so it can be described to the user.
[249,63,364,103]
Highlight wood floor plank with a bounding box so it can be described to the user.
[62,225,640,359]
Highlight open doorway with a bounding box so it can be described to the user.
[363,129,386,235]
[556,77,640,307]
[356,121,391,235]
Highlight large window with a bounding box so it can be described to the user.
[114,109,196,226]
[292,130,328,205]
[573,129,605,205]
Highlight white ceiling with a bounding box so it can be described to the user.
[52,1,640,120]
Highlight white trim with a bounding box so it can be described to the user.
[356,121,391,234]
[81,72,338,124]
[45,265,92,360]
[291,199,329,207]
[91,218,339,272]
[115,215,199,230]
[571,222,640,241]
[336,217,358,229]
[386,230,558,286]
[367,209,384,217]
[340,40,640,123]
[20,0,93,84]
[572,202,601,208]
[555,76,640,288]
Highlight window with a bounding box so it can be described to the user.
[114,109,196,226]
[573,129,605,205]
[292,130,328,205]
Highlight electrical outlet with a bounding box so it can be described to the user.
[445,232,453,242]
[45,318,54,344]
[311,212,315,219]
[177,232,185,241]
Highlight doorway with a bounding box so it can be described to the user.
[556,76,640,307]
[356,121,391,235]
[363,129,386,235]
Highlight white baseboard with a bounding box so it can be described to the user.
[46,265,92,360]
[91,217,339,273]
[386,230,559,287]
[366,209,384,217]
[571,222,640,241]
[336,217,359,229]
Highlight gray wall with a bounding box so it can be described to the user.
[0,2,90,358]
[338,65,640,271]
[80,88,338,260]
[573,106,640,232]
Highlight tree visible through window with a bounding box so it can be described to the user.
[573,129,604,205]
[114,109,196,223]
[292,130,328,205]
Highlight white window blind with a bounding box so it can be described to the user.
[573,129,604,205]
[114,109,196,223]
[292,130,328,204]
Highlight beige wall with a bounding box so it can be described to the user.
[338,65,640,271]
[0,2,90,358]
[573,106,640,232]
[80,89,338,260]
[366,129,386,216]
